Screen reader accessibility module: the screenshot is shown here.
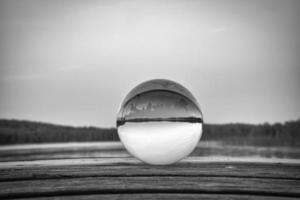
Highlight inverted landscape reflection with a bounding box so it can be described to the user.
[117,79,203,126]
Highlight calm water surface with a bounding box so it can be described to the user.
[0,141,299,164]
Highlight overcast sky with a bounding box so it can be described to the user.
[0,0,299,127]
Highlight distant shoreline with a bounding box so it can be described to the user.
[0,119,299,146]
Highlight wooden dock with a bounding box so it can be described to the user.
[0,158,299,199]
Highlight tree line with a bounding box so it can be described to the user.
[0,119,299,146]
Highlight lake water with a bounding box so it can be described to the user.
[0,141,299,164]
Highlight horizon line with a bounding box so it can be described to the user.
[1,118,299,129]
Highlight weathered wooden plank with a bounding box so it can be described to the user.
[0,162,299,181]
[16,193,300,200]
[0,176,299,198]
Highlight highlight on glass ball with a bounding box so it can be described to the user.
[117,79,203,165]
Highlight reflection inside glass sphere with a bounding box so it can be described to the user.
[117,79,203,165]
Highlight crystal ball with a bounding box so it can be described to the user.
[117,79,203,165]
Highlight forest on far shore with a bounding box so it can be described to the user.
[0,119,299,146]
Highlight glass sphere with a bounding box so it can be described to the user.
[117,79,203,165]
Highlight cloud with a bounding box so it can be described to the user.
[210,26,230,33]
[1,73,42,81]
[58,65,86,71]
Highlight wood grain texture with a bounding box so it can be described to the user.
[1,155,299,199]
[16,194,300,200]
[0,161,300,199]
[0,162,299,181]
[0,176,300,198]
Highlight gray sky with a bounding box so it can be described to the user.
[0,0,299,127]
